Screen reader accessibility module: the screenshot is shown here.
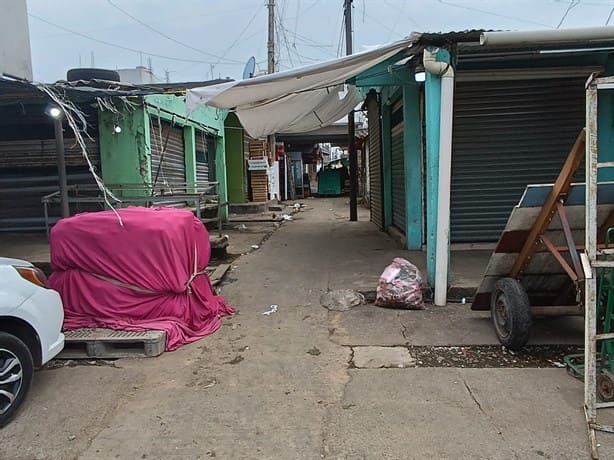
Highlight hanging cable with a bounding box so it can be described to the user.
[437,0,554,28]
[29,13,244,65]
[37,84,124,227]
[557,0,580,28]
[105,0,242,63]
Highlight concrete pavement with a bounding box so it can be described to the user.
[2,196,612,459]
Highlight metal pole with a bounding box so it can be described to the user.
[585,82,599,458]
[345,0,357,221]
[267,0,276,199]
[53,116,70,218]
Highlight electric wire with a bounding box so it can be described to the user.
[436,0,554,28]
[105,0,243,63]
[28,13,244,65]
[383,0,420,29]
[557,0,580,28]
[210,6,264,71]
[336,4,345,57]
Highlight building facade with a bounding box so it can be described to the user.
[354,30,614,304]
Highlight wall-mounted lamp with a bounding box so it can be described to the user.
[414,71,426,83]
[113,125,122,134]
[47,106,62,119]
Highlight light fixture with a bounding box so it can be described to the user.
[48,106,62,119]
[113,125,122,134]
[415,71,426,83]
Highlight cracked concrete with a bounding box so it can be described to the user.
[352,346,416,368]
[3,197,614,459]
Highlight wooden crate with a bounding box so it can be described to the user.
[250,170,268,202]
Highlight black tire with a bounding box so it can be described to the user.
[598,373,614,402]
[491,278,532,351]
[66,68,120,82]
[0,332,34,428]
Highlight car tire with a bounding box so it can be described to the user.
[0,332,34,428]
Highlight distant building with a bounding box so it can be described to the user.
[0,0,32,80]
[117,66,164,85]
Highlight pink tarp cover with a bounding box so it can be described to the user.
[49,207,234,351]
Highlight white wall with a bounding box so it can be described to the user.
[0,0,32,80]
[117,67,163,84]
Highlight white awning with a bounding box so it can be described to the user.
[187,39,412,138]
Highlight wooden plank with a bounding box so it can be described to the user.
[209,264,231,286]
[510,129,585,277]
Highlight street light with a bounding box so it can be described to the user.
[47,106,69,218]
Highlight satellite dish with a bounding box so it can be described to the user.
[242,56,256,80]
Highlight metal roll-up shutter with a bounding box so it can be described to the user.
[150,120,186,186]
[196,159,209,183]
[367,94,383,229]
[390,99,405,233]
[451,76,586,243]
[195,131,209,185]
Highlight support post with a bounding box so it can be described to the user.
[267,0,275,74]
[53,115,69,218]
[267,0,276,200]
[434,70,454,306]
[345,0,357,221]
[381,101,393,228]
[183,126,196,193]
[425,62,442,286]
[403,83,423,249]
[585,81,598,435]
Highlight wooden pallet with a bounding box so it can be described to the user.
[59,329,166,359]
[251,170,269,202]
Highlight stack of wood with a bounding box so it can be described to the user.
[249,140,270,202]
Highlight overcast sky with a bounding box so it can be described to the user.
[26,0,614,83]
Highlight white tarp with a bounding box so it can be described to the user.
[187,39,412,138]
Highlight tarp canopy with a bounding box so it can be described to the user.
[187,39,413,138]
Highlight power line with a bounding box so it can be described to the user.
[607,7,614,25]
[105,0,242,63]
[278,25,337,55]
[336,3,346,57]
[557,0,580,28]
[275,15,296,66]
[211,6,264,70]
[437,0,554,28]
[383,0,420,29]
[29,13,244,66]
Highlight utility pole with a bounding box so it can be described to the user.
[267,0,279,198]
[267,0,275,74]
[345,0,358,221]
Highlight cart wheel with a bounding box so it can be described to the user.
[491,278,532,351]
[597,373,614,402]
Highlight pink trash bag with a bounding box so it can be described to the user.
[375,258,425,309]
